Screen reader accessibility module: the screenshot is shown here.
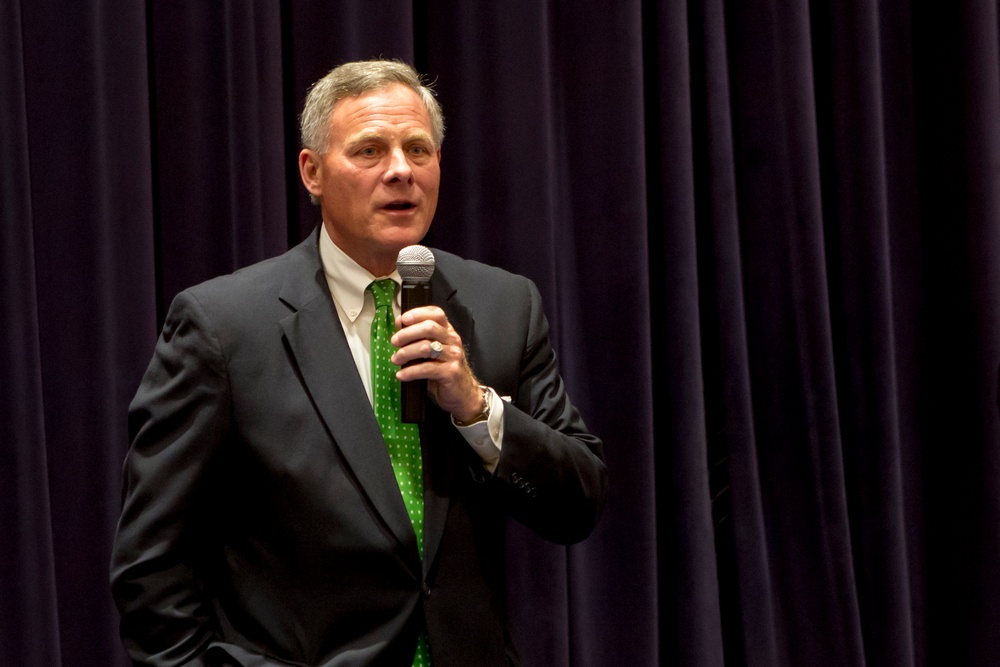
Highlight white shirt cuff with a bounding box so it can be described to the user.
[453,387,505,473]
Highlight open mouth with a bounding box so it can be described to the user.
[383,201,416,211]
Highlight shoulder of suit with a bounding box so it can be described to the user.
[431,247,529,286]
[430,249,545,314]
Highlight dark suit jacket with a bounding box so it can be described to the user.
[111,229,607,667]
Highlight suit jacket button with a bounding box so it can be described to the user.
[422,583,432,599]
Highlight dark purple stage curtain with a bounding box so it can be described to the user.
[4,1,157,665]
[646,1,729,665]
[1,2,61,665]
[148,1,289,313]
[5,1,1000,666]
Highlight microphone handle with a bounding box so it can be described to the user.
[400,281,431,423]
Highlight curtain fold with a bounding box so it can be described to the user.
[11,1,157,665]
[0,2,62,664]
[720,2,866,663]
[810,2,915,665]
[902,4,1000,663]
[3,1,1000,665]
[687,1,781,664]
[645,0,726,665]
[149,0,288,310]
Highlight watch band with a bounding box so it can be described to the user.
[454,385,491,426]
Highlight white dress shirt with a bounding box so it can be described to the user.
[318,225,503,472]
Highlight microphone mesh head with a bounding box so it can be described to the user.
[396,245,436,282]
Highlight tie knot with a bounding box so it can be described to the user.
[368,279,396,310]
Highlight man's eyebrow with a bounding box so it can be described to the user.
[404,130,434,142]
[345,130,433,148]
[345,132,386,147]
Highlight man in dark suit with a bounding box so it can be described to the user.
[110,60,607,667]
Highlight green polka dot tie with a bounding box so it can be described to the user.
[368,279,431,667]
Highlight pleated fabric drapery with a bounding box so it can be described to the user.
[3,1,1000,666]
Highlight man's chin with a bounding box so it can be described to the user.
[380,221,431,249]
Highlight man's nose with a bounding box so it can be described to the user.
[383,147,414,183]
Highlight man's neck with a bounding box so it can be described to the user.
[323,223,398,277]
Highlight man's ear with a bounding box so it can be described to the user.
[299,149,322,197]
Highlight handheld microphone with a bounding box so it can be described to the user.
[396,245,435,423]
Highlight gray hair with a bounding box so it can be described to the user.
[300,59,445,154]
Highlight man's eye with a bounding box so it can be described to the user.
[359,147,378,157]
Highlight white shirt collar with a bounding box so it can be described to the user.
[319,224,401,321]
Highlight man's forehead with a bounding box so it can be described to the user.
[331,109,431,148]
[331,85,429,121]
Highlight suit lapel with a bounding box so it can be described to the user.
[420,268,476,574]
[277,232,417,560]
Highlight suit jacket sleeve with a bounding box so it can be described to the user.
[111,290,230,666]
[487,278,608,545]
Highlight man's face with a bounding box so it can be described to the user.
[299,84,441,276]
